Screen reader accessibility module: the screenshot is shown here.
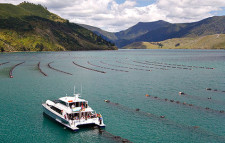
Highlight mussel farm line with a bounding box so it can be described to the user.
[72,61,106,73]
[47,62,72,75]
[104,100,163,119]
[145,61,214,70]
[9,62,25,78]
[206,88,225,93]
[146,94,225,114]
[133,61,192,70]
[178,92,225,106]
[87,61,129,72]
[116,61,163,70]
[100,61,152,72]
[0,62,9,66]
[74,56,106,60]
[93,127,132,143]
[104,100,225,142]
[38,62,47,76]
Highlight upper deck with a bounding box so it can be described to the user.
[59,94,87,103]
[50,94,93,114]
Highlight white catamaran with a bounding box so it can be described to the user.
[42,88,105,131]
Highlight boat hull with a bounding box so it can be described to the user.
[42,104,79,131]
[42,103,105,131]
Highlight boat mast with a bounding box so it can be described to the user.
[80,84,82,95]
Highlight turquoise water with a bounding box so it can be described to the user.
[0,49,225,143]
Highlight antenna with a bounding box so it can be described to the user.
[81,84,83,95]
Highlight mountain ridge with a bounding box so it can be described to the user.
[79,16,225,48]
[0,2,117,52]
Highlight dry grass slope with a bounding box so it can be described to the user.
[123,34,225,49]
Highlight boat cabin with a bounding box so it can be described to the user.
[57,96,88,109]
[50,95,98,121]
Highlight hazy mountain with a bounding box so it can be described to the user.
[79,24,118,42]
[79,16,225,48]
[115,20,171,40]
[0,2,116,52]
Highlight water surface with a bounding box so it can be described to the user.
[0,49,225,143]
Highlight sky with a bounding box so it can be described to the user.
[1,0,225,32]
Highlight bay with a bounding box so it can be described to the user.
[0,49,225,143]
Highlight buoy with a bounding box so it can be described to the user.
[193,126,199,129]
[154,96,158,99]
[122,139,128,143]
[145,94,150,97]
[10,75,13,78]
[165,98,168,101]
[208,97,211,99]
[136,108,140,111]
[220,110,224,113]
[160,116,165,118]
[176,101,180,104]
[170,100,174,102]
[214,89,217,91]
[104,100,110,103]
[114,136,121,139]
[179,92,184,95]
[205,107,210,110]
[189,104,193,106]
[183,102,186,105]
[206,88,211,90]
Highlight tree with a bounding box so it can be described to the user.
[158,43,163,48]
[0,47,4,52]
[175,43,180,47]
[35,43,44,51]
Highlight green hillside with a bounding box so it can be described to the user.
[18,2,65,22]
[0,3,30,17]
[0,2,116,52]
[123,34,225,49]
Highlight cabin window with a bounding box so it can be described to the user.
[53,100,60,104]
[69,113,80,120]
[69,103,76,108]
[59,100,67,107]
[75,102,79,107]
[85,102,88,108]
[50,106,62,115]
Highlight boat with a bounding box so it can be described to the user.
[42,89,105,131]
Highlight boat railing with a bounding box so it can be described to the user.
[70,117,98,125]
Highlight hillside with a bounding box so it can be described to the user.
[115,20,171,40]
[81,16,225,48]
[0,2,116,52]
[133,16,225,43]
[123,34,225,49]
[79,24,118,42]
[79,20,172,48]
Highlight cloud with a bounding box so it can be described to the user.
[1,0,225,32]
[156,0,225,22]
